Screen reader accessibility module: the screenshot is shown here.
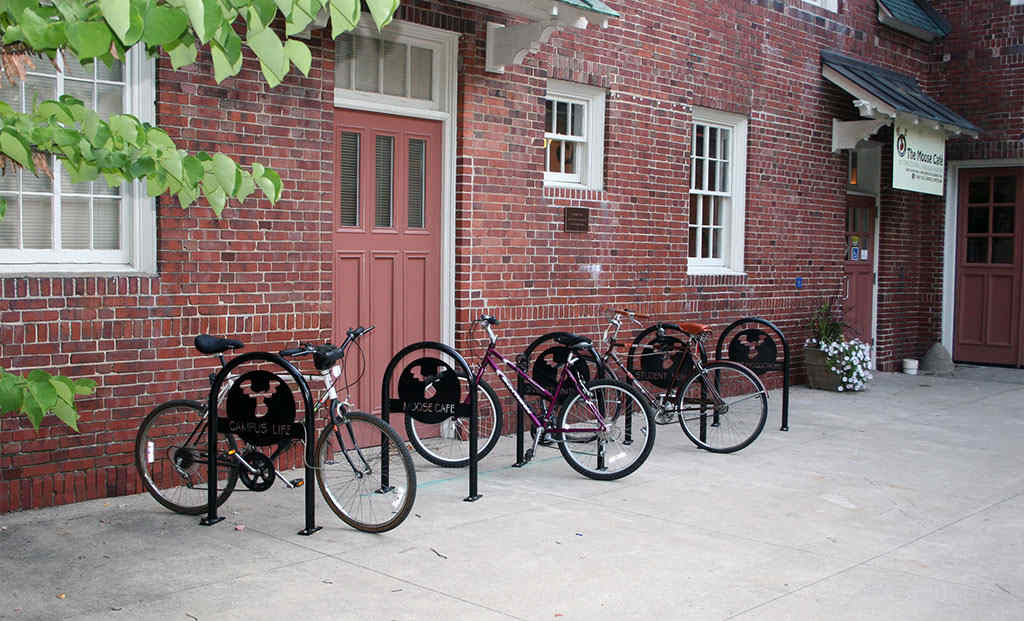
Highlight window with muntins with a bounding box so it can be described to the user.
[544,80,605,191]
[0,50,155,274]
[688,108,747,274]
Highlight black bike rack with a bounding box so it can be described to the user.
[513,332,601,467]
[202,351,320,535]
[382,342,481,502]
[714,317,791,431]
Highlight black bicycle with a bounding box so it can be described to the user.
[134,327,416,533]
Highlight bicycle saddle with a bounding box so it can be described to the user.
[679,323,712,336]
[194,334,244,355]
[553,334,593,349]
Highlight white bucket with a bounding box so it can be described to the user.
[902,359,919,375]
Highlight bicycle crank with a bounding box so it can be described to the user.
[236,449,276,492]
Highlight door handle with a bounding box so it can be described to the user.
[841,276,849,301]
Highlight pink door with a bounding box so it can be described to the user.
[333,109,443,410]
[843,195,875,344]
[954,169,1023,366]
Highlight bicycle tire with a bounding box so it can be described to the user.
[675,361,768,453]
[315,410,416,533]
[404,375,503,467]
[557,379,656,480]
[135,399,239,515]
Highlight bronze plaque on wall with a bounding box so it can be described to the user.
[564,207,589,232]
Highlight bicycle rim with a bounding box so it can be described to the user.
[557,379,655,480]
[134,400,239,515]
[316,412,416,533]
[676,363,767,453]
[404,376,502,467]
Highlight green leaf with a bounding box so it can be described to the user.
[122,0,148,46]
[109,115,140,145]
[246,26,288,85]
[23,398,44,430]
[249,0,279,31]
[183,0,221,45]
[100,0,131,41]
[235,170,255,202]
[210,41,242,83]
[0,374,24,413]
[65,21,113,59]
[285,0,317,36]
[0,198,6,221]
[328,0,360,39]
[167,39,198,69]
[285,39,312,76]
[52,400,80,432]
[18,6,67,50]
[26,373,58,411]
[34,101,75,125]
[145,127,177,151]
[129,156,156,178]
[1,129,33,170]
[255,166,282,203]
[49,376,75,404]
[72,378,97,396]
[212,153,238,193]
[366,0,399,30]
[142,6,190,46]
[205,186,227,215]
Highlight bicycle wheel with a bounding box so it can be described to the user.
[135,400,239,515]
[557,379,655,480]
[675,361,767,453]
[404,375,503,467]
[316,410,416,533]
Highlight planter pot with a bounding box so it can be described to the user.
[805,347,843,391]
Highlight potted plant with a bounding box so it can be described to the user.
[804,301,873,392]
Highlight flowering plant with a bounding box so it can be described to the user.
[805,300,873,392]
[807,337,873,391]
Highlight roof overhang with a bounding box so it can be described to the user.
[458,0,619,73]
[821,50,980,144]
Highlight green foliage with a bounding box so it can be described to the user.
[0,367,97,431]
[808,300,844,344]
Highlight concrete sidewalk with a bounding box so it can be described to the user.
[2,370,1023,620]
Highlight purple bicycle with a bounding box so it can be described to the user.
[405,315,655,480]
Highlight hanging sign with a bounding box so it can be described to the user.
[892,122,945,196]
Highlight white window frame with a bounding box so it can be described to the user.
[0,49,156,275]
[333,17,450,116]
[803,0,839,12]
[544,80,605,191]
[687,107,747,276]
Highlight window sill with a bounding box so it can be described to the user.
[0,264,156,277]
[686,266,747,277]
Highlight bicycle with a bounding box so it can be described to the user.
[134,327,417,533]
[597,309,768,454]
[406,315,655,480]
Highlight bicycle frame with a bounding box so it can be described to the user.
[473,341,608,434]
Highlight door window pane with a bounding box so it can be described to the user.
[410,47,433,100]
[993,176,1016,203]
[339,132,359,227]
[966,238,988,263]
[968,178,989,204]
[93,198,120,250]
[993,206,1014,234]
[992,238,1013,264]
[0,198,18,248]
[408,139,425,228]
[375,135,393,228]
[967,207,989,234]
[381,41,407,97]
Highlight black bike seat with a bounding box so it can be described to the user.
[553,334,593,349]
[194,334,244,355]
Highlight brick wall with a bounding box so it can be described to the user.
[3,0,1018,511]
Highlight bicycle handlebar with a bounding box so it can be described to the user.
[279,325,375,371]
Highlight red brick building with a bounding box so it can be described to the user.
[2,0,1022,511]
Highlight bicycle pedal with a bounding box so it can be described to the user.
[524,448,535,463]
[290,478,304,487]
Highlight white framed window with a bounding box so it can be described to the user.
[544,80,605,191]
[803,0,839,12]
[334,18,453,115]
[688,107,747,275]
[0,49,155,275]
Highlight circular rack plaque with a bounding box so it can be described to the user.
[727,328,778,372]
[635,335,688,389]
[397,357,462,424]
[224,369,298,446]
